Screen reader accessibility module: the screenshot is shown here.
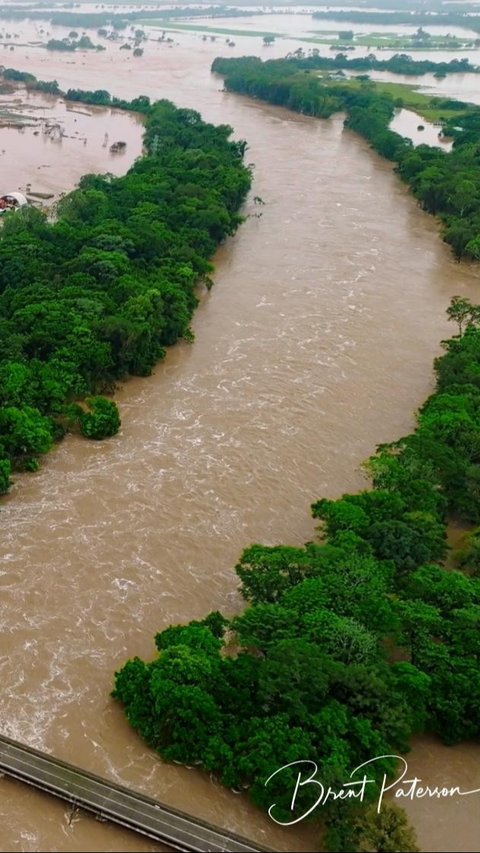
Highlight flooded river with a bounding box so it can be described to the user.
[0,88,143,201]
[1,14,480,853]
[390,107,453,149]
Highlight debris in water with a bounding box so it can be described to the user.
[27,191,54,200]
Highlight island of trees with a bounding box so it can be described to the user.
[241,48,478,77]
[114,294,480,852]
[0,5,256,32]
[46,35,105,52]
[312,8,480,33]
[212,54,480,262]
[112,48,480,853]
[0,99,250,493]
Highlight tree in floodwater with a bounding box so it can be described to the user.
[80,397,121,440]
[326,803,421,852]
[446,295,477,335]
[114,296,480,849]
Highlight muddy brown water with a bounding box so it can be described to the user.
[0,23,480,853]
[0,89,144,201]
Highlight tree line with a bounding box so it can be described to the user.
[0,5,256,31]
[303,49,476,76]
[312,8,480,33]
[226,48,478,78]
[1,68,153,109]
[114,297,480,852]
[46,35,105,52]
[0,99,251,493]
[212,55,480,262]
[311,0,478,7]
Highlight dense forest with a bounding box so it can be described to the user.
[0,99,250,493]
[114,295,480,852]
[310,0,479,7]
[286,48,476,77]
[0,68,152,108]
[45,35,105,52]
[212,55,480,262]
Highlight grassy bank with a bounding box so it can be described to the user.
[139,20,280,39]
[141,19,480,53]
[327,77,472,122]
[307,31,479,50]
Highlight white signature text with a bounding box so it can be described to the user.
[265,756,480,826]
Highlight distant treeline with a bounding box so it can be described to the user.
[0,97,250,490]
[1,67,152,110]
[114,291,480,851]
[1,66,61,93]
[310,0,479,7]
[0,5,255,30]
[286,47,477,77]
[46,35,105,52]
[312,9,480,33]
[212,55,480,262]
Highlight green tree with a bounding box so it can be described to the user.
[354,803,420,852]
[80,397,121,440]
[447,295,475,335]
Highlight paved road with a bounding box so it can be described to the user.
[0,735,273,852]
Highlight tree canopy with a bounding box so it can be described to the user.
[114,297,480,850]
[213,54,480,262]
[0,98,251,492]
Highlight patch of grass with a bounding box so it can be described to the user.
[305,31,479,51]
[326,76,473,122]
[138,20,281,38]
[137,20,480,51]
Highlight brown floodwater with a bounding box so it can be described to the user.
[1,19,480,853]
[390,107,453,149]
[0,88,144,201]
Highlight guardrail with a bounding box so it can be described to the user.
[0,734,273,852]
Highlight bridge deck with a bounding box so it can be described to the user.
[0,735,273,852]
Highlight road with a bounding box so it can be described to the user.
[0,735,273,852]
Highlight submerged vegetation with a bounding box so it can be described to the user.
[114,295,480,851]
[0,99,250,492]
[113,47,480,852]
[282,48,476,77]
[212,54,480,262]
[46,35,105,52]
[312,8,480,33]
[307,29,480,52]
[0,5,255,31]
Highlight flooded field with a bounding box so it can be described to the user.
[0,86,143,201]
[390,107,453,148]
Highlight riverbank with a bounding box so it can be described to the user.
[0,82,143,202]
[212,55,480,260]
[0,99,251,487]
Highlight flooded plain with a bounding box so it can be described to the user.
[0,9,480,853]
[0,87,143,200]
[390,107,453,148]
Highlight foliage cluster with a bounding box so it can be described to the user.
[114,299,480,850]
[0,98,251,492]
[212,54,480,260]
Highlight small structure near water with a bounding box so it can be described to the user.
[110,140,126,153]
[0,191,27,214]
